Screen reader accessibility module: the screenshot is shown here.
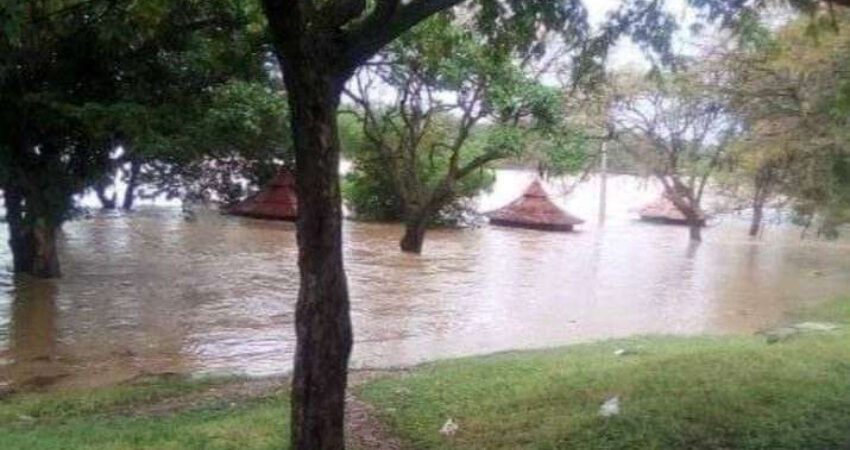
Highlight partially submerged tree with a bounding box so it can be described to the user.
[721,10,850,237]
[76,6,281,211]
[342,110,497,230]
[0,0,275,276]
[614,70,736,241]
[131,80,292,208]
[344,14,570,253]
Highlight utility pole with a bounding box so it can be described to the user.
[599,140,608,225]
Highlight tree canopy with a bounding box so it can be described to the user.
[0,0,284,276]
[343,11,583,252]
[719,9,850,237]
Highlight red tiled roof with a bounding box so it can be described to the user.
[638,196,706,224]
[486,180,584,232]
[228,171,297,221]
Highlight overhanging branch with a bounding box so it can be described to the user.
[342,0,467,70]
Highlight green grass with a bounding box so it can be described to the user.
[358,297,850,449]
[792,295,850,324]
[0,377,290,450]
[0,376,208,424]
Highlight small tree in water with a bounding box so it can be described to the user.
[343,14,571,253]
[614,70,737,241]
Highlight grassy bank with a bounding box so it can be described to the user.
[1,297,848,449]
[0,376,290,450]
[359,297,850,449]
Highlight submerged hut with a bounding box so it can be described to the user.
[486,180,584,232]
[638,195,706,226]
[228,171,298,221]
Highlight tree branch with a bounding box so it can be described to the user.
[316,0,366,30]
[342,0,467,70]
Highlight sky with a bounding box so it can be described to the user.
[345,0,709,115]
[586,0,705,70]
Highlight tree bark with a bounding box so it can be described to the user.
[688,215,702,242]
[4,187,33,273]
[122,160,140,211]
[749,197,764,238]
[749,178,770,238]
[280,56,353,450]
[3,188,61,278]
[599,141,609,225]
[31,219,60,278]
[262,0,473,446]
[400,215,428,254]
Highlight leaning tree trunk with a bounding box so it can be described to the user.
[688,214,702,242]
[122,160,141,211]
[749,180,770,238]
[400,214,429,254]
[281,57,353,449]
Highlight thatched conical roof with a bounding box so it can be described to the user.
[228,171,297,221]
[638,195,706,226]
[486,180,584,232]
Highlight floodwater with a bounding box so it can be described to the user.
[1,171,850,390]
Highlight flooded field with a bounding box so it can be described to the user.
[2,171,849,389]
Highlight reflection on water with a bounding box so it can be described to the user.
[1,171,849,389]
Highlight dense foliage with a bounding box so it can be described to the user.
[343,115,496,225]
[342,11,597,252]
[0,0,287,276]
[721,10,850,237]
[612,68,737,240]
[136,79,291,207]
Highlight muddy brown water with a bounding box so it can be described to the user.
[1,173,849,390]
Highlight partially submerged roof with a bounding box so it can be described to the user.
[227,171,297,221]
[638,195,706,225]
[486,180,584,232]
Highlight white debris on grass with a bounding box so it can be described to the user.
[439,418,459,437]
[599,396,620,417]
[614,348,639,356]
[793,322,840,332]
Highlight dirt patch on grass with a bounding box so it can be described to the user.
[346,394,404,450]
[7,370,408,448]
[346,369,410,450]
[119,370,409,449]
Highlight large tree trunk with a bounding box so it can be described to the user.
[4,187,33,273]
[122,160,140,211]
[400,214,428,254]
[282,58,353,449]
[31,219,60,278]
[3,188,61,278]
